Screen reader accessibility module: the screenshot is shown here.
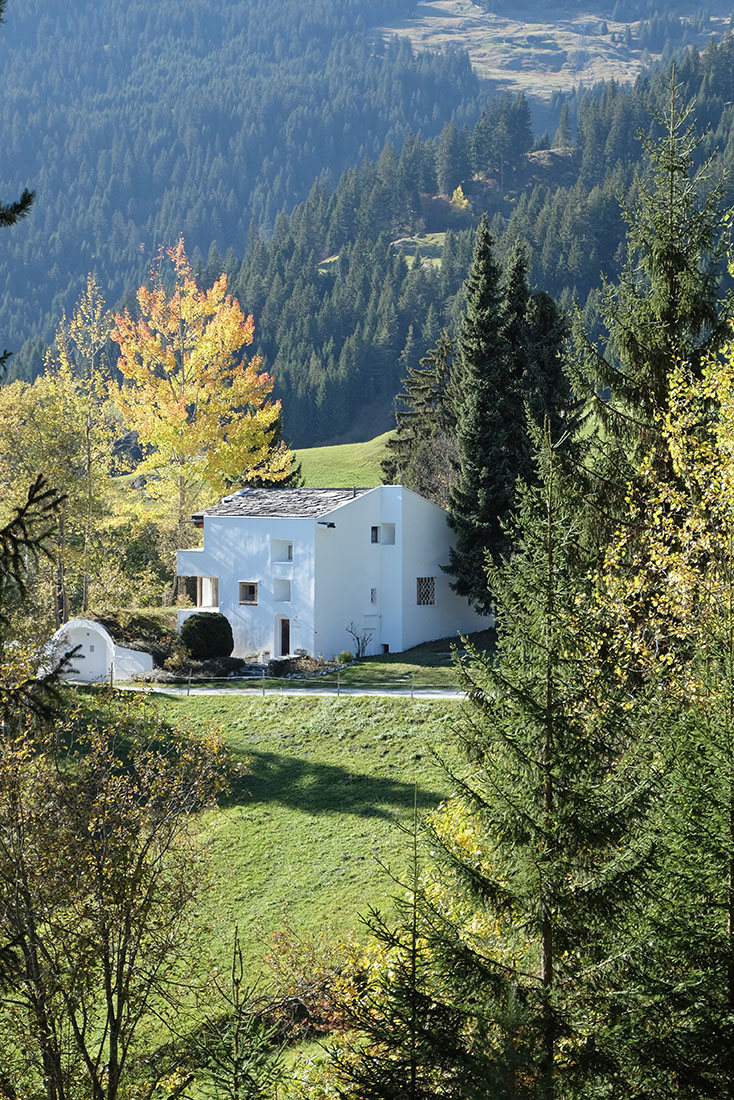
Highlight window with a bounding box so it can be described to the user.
[416,576,435,606]
[370,587,377,604]
[239,581,258,605]
[198,576,219,607]
[271,539,293,562]
[370,526,379,543]
[274,578,291,602]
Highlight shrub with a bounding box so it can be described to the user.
[179,612,234,660]
[337,650,353,664]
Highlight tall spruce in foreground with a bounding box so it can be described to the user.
[431,434,654,1097]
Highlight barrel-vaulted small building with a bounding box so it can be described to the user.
[176,486,488,661]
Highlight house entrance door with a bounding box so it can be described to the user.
[280,618,290,656]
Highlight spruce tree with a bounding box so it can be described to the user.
[433,435,654,1097]
[445,215,509,612]
[381,330,456,507]
[445,224,572,609]
[571,77,730,496]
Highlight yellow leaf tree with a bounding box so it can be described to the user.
[112,238,293,549]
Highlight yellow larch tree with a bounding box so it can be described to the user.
[112,238,293,550]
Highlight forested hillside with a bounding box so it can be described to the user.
[228,35,734,445]
[0,0,479,374]
[4,0,734,447]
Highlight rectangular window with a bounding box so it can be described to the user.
[271,539,293,562]
[370,526,379,543]
[239,581,258,605]
[198,576,219,608]
[370,587,377,604]
[416,576,435,606]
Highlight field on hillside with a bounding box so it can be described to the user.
[296,432,390,487]
[154,694,460,977]
[381,0,733,101]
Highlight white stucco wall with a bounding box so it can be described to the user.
[176,486,490,661]
[400,489,489,650]
[313,488,402,658]
[47,620,154,682]
[177,516,317,659]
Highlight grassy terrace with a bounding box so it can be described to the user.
[149,629,495,694]
[153,693,460,975]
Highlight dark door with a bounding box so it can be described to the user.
[280,618,290,656]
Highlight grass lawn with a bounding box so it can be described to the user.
[295,432,390,488]
[154,694,460,979]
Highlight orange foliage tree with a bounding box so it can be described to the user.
[112,238,293,546]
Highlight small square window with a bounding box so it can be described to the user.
[239,581,258,605]
[274,578,291,602]
[370,526,379,543]
[416,576,435,606]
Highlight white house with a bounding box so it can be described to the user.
[45,619,154,682]
[176,485,488,660]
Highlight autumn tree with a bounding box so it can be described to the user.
[571,78,731,522]
[588,341,734,1094]
[0,279,125,624]
[0,693,231,1100]
[112,238,295,551]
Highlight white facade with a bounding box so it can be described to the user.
[176,486,488,660]
[45,619,154,682]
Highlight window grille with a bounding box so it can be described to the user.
[416,576,435,605]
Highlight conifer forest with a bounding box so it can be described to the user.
[4,0,734,1095]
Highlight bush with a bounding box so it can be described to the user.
[179,612,234,660]
[337,650,353,664]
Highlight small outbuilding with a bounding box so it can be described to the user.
[47,619,153,683]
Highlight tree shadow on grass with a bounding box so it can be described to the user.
[223,749,444,820]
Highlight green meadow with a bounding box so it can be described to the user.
[155,694,460,975]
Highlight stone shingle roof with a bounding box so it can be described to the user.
[197,487,372,519]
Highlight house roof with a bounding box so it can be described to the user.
[196,487,373,519]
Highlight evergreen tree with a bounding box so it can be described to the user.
[571,78,731,499]
[445,227,570,609]
[331,805,473,1100]
[445,215,508,612]
[0,0,33,372]
[431,436,653,1097]
[381,329,456,507]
